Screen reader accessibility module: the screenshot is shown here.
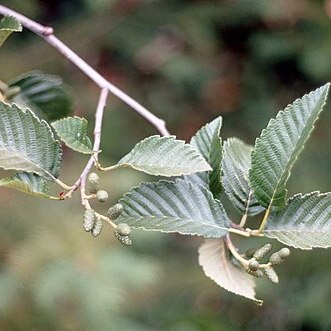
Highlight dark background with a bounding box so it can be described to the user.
[1,1,331,330]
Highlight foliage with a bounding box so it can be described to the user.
[2,1,331,329]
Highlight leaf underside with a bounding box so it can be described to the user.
[222,138,264,216]
[0,101,62,180]
[0,16,22,47]
[0,173,51,198]
[185,117,222,198]
[250,84,330,209]
[198,239,262,305]
[52,116,93,154]
[265,191,331,249]
[118,179,230,238]
[117,135,212,177]
[9,71,73,121]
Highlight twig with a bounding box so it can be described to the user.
[65,88,109,201]
[0,4,170,136]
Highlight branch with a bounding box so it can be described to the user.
[65,88,109,201]
[0,4,170,136]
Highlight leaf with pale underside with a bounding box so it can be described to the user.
[0,101,62,180]
[265,192,331,249]
[52,117,93,154]
[9,71,73,121]
[0,16,22,47]
[0,173,54,199]
[250,84,330,210]
[198,239,262,305]
[222,138,264,216]
[185,117,222,198]
[116,135,212,177]
[117,179,230,238]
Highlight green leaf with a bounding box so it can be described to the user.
[0,16,22,48]
[264,192,331,249]
[185,117,222,198]
[0,173,53,198]
[222,138,264,216]
[0,101,62,180]
[250,84,330,209]
[52,116,93,154]
[116,135,212,177]
[198,239,262,305]
[9,71,73,121]
[118,179,230,238]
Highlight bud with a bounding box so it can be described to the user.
[116,223,131,236]
[83,209,96,232]
[96,190,108,202]
[87,172,99,193]
[248,258,260,271]
[107,203,123,220]
[253,243,272,260]
[263,266,279,284]
[91,217,103,237]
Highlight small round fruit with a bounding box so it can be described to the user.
[107,203,123,220]
[116,223,131,236]
[96,190,108,202]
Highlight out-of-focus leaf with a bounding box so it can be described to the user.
[52,116,93,154]
[265,192,331,249]
[250,84,330,209]
[0,173,56,199]
[9,71,73,121]
[0,101,62,180]
[116,135,211,177]
[222,138,264,216]
[185,116,222,198]
[198,239,262,305]
[118,179,230,238]
[0,16,22,47]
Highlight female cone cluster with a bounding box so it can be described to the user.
[244,244,290,283]
[83,172,132,245]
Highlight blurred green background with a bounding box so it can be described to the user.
[1,0,331,330]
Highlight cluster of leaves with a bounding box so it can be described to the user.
[2,14,331,307]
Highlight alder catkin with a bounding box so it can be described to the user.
[87,172,100,193]
[83,209,96,232]
[248,258,260,271]
[107,203,124,220]
[263,266,279,284]
[114,231,132,246]
[91,217,103,237]
[253,243,272,260]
